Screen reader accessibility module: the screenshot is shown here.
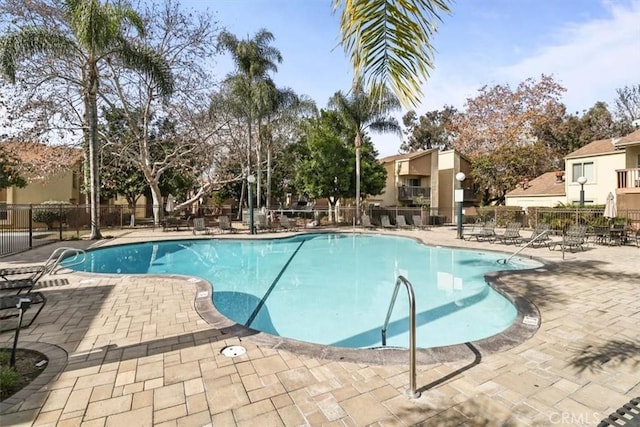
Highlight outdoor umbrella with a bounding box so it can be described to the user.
[165,194,176,213]
[603,192,617,219]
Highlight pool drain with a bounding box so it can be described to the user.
[221,345,246,358]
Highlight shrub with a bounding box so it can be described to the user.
[32,201,72,229]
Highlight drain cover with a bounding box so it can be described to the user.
[221,345,246,358]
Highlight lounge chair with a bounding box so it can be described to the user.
[519,223,552,248]
[256,214,274,232]
[1,292,47,329]
[192,217,211,235]
[463,220,496,241]
[380,215,396,229]
[412,215,430,230]
[492,222,522,245]
[396,215,412,229]
[279,215,298,231]
[549,224,588,252]
[361,214,375,229]
[217,215,236,233]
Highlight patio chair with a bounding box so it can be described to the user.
[192,217,211,235]
[396,215,412,229]
[361,214,375,229]
[492,222,522,245]
[412,215,430,230]
[380,215,396,229]
[279,215,298,231]
[256,214,274,232]
[519,223,552,248]
[463,220,496,241]
[217,215,236,233]
[549,224,588,252]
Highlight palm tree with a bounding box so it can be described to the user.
[218,29,282,206]
[0,0,173,239]
[329,80,401,224]
[334,0,451,108]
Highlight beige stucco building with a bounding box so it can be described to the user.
[506,128,640,212]
[369,148,473,222]
[1,142,84,206]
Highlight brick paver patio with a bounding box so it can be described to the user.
[1,226,638,426]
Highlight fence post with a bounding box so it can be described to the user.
[59,204,63,241]
[28,205,33,249]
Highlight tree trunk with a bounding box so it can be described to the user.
[266,137,272,211]
[87,69,102,240]
[355,133,362,225]
[149,181,163,225]
[256,120,262,208]
[237,179,246,221]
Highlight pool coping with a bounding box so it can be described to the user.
[189,232,546,365]
[66,231,547,365]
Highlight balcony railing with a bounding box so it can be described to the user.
[617,168,640,189]
[397,186,430,201]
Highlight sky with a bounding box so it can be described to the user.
[185,0,640,158]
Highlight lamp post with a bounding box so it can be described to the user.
[247,174,256,234]
[577,176,587,207]
[455,172,466,239]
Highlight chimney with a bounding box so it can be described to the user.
[555,170,564,183]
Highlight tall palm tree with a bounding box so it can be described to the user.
[0,0,173,239]
[218,29,282,206]
[334,0,451,108]
[329,80,401,224]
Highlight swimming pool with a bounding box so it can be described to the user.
[67,233,542,349]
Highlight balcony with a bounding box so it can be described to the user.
[397,185,430,201]
[616,168,640,193]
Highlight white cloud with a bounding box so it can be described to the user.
[498,0,640,113]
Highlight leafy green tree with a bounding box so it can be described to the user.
[400,106,458,152]
[472,143,551,205]
[329,80,400,224]
[296,112,353,223]
[335,0,452,107]
[0,0,174,239]
[0,147,26,189]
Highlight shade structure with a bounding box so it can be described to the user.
[603,192,616,219]
[165,194,176,213]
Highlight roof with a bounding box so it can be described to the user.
[566,128,640,158]
[506,171,566,197]
[1,141,83,182]
[565,138,616,159]
[379,149,436,163]
[613,128,640,147]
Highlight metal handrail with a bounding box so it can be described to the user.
[498,230,550,264]
[381,275,420,398]
[44,247,87,274]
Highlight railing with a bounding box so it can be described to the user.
[497,230,550,264]
[616,168,640,189]
[397,186,430,201]
[381,275,420,398]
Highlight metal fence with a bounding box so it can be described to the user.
[0,204,151,256]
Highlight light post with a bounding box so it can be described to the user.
[247,174,256,234]
[455,172,466,239]
[577,176,587,207]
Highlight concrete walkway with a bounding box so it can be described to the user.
[1,227,638,426]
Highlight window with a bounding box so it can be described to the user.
[408,178,420,187]
[572,162,594,183]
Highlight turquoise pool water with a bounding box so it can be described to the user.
[66,233,542,349]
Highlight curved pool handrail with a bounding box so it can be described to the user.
[381,275,420,399]
[44,247,87,275]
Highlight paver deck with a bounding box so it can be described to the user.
[1,226,638,426]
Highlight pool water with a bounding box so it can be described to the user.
[67,233,542,349]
